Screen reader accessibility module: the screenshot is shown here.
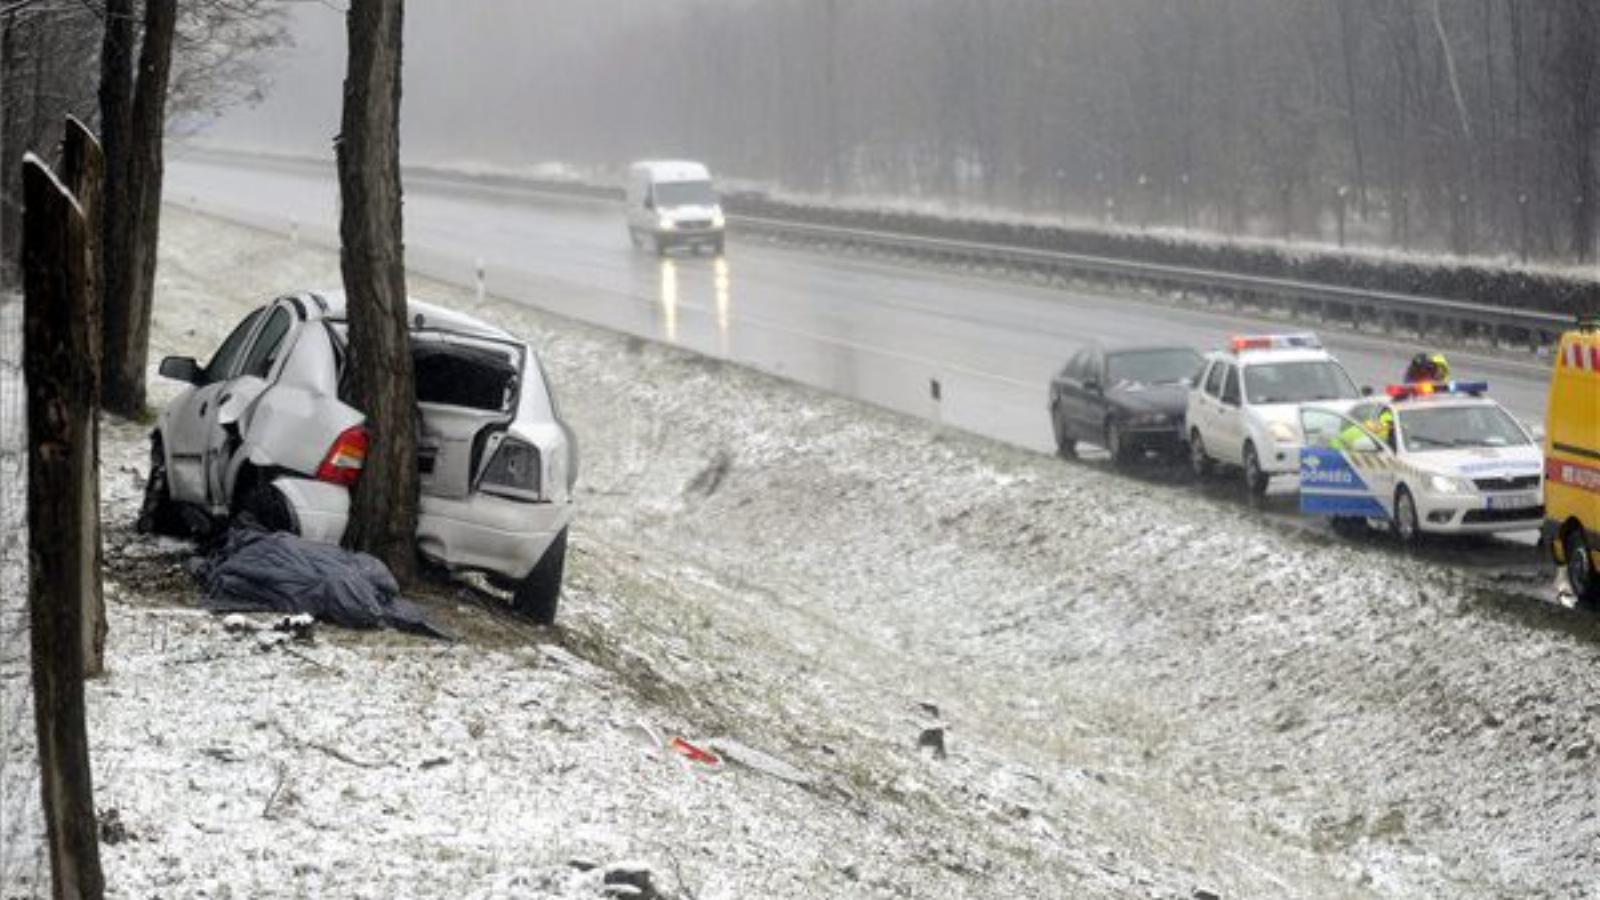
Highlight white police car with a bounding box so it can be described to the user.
[1187,333,1363,495]
[1298,381,1544,542]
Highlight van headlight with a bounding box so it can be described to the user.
[1426,473,1470,494]
[657,217,677,231]
[711,211,726,229]
[480,438,542,501]
[1267,421,1298,444]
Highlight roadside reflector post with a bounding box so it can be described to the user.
[288,216,298,245]
[475,257,486,302]
[929,377,943,429]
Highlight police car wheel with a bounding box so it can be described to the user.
[1563,527,1600,608]
[1243,444,1269,497]
[1189,431,1214,478]
[1392,487,1421,545]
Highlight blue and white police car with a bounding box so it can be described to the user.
[1297,381,1545,542]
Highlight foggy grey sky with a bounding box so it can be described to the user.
[206,1,677,164]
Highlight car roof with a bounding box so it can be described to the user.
[629,160,711,183]
[300,291,516,342]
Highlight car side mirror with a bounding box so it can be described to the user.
[1361,385,1375,396]
[1082,378,1101,394]
[159,355,204,385]
[1526,421,1547,443]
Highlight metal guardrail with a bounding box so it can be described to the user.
[726,215,1574,353]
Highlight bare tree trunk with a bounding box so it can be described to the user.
[1338,2,1370,218]
[22,153,106,900]
[337,0,418,585]
[60,117,105,678]
[97,0,133,404]
[1558,0,1598,261]
[102,0,175,418]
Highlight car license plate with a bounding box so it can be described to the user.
[1486,492,1539,511]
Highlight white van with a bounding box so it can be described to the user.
[626,160,725,256]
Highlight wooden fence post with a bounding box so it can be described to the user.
[60,116,106,679]
[22,153,105,899]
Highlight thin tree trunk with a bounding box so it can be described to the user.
[22,154,106,900]
[1338,2,1370,218]
[102,0,175,418]
[97,0,133,406]
[337,0,418,584]
[61,116,106,679]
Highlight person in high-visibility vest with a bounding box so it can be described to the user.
[1331,409,1394,451]
[1404,352,1451,384]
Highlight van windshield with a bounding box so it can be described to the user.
[653,180,716,208]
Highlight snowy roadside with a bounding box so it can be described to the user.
[82,205,1600,899]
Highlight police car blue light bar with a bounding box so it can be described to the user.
[1229,333,1322,353]
[1385,380,1488,400]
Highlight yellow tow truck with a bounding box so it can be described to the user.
[1544,319,1600,605]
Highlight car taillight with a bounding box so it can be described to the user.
[316,425,368,486]
[479,438,541,500]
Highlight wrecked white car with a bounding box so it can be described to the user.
[140,291,577,622]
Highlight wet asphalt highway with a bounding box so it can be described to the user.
[165,151,1555,457]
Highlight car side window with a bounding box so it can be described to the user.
[1203,361,1225,397]
[1220,366,1241,406]
[238,307,293,380]
[204,308,264,382]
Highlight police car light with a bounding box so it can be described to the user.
[1386,380,1489,400]
[1229,333,1322,353]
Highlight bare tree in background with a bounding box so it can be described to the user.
[0,3,99,291]
[337,0,419,584]
[169,1,291,124]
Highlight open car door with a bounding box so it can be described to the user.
[1298,407,1393,520]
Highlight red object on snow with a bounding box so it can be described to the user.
[669,737,721,766]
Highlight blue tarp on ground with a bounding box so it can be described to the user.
[197,528,448,639]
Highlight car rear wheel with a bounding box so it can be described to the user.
[1563,526,1600,608]
[513,527,568,625]
[136,435,185,536]
[1189,430,1214,479]
[239,482,297,535]
[1392,486,1421,545]
[1243,443,1270,497]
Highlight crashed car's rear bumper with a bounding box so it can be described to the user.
[271,476,574,582]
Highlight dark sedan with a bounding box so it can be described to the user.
[1048,343,1203,464]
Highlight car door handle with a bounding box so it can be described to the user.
[199,401,208,418]
[219,393,232,405]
